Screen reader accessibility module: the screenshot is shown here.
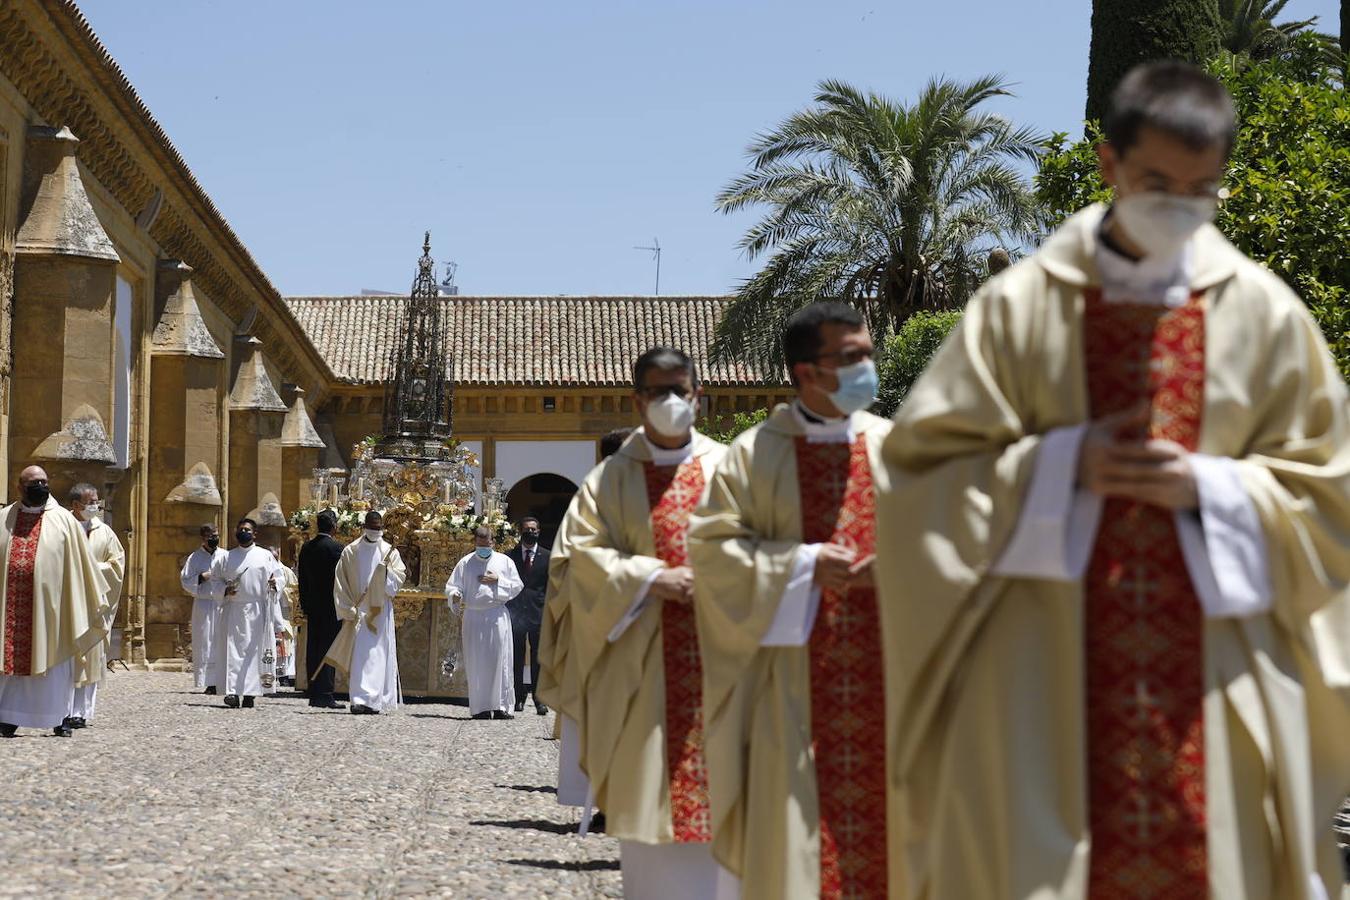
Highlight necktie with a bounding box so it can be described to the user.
[523,549,533,575]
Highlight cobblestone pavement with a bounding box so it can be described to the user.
[0,672,620,898]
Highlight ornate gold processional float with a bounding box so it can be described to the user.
[287,234,516,698]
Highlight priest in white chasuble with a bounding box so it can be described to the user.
[538,425,635,813]
[66,483,125,728]
[876,62,1350,900]
[0,466,107,738]
[211,517,283,708]
[446,526,523,720]
[688,307,896,900]
[181,523,226,694]
[545,347,734,899]
[327,510,406,715]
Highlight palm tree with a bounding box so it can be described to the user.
[712,77,1043,369]
[1218,0,1331,59]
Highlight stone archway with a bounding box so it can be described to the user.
[504,473,579,549]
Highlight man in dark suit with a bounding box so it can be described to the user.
[297,508,344,709]
[506,516,549,715]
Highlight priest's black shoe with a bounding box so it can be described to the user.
[472,712,491,720]
[52,725,72,737]
[309,697,344,709]
[514,700,526,713]
[204,686,217,695]
[590,813,607,834]
[535,701,549,716]
[492,710,514,720]
[241,696,255,709]
[223,694,240,708]
[350,704,378,715]
[63,716,86,730]
[0,723,15,738]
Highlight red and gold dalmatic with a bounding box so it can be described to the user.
[1,510,43,675]
[795,437,888,900]
[643,458,713,843]
[1083,288,1208,898]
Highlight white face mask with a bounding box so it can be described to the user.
[1112,179,1217,260]
[80,502,101,521]
[363,528,383,543]
[645,392,696,439]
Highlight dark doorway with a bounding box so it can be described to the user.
[505,473,579,548]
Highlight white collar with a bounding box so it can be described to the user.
[19,504,45,514]
[792,400,853,443]
[1096,216,1195,307]
[640,430,695,466]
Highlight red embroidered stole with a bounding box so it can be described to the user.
[643,458,712,843]
[795,437,888,900]
[2,510,44,676]
[1083,288,1208,897]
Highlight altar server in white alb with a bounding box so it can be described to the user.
[446,525,523,720]
[66,483,125,729]
[181,523,225,694]
[327,510,407,715]
[211,517,285,709]
[0,466,107,738]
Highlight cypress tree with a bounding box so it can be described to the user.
[1086,0,1224,122]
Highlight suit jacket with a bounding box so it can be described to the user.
[505,542,550,630]
[297,533,343,625]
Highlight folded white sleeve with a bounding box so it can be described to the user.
[992,425,1103,581]
[1175,454,1272,618]
[760,544,823,647]
[607,569,664,643]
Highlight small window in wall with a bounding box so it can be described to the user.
[543,397,556,411]
[113,276,133,469]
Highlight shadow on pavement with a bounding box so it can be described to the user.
[471,819,579,835]
[503,858,620,871]
[497,784,558,794]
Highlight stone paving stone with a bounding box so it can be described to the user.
[0,672,621,898]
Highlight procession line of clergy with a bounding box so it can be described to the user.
[539,61,1350,900]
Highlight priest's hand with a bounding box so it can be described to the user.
[1079,406,1198,511]
[479,572,499,586]
[847,553,876,590]
[650,566,694,605]
[813,543,858,592]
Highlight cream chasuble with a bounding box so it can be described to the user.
[545,430,727,848]
[687,407,898,900]
[876,204,1350,900]
[0,497,107,677]
[325,537,406,701]
[73,518,125,690]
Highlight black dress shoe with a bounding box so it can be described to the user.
[0,723,16,738]
[350,704,378,715]
[309,696,345,709]
[52,725,72,737]
[223,694,240,708]
[241,696,255,709]
[514,700,526,713]
[589,812,607,834]
[204,686,217,695]
[472,711,492,720]
[63,716,87,730]
[535,701,549,716]
[492,710,515,720]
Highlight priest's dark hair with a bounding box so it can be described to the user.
[236,517,258,530]
[633,346,698,391]
[519,516,540,528]
[1104,61,1236,158]
[316,509,337,534]
[67,482,97,503]
[783,302,865,386]
[199,523,216,537]
[600,427,633,460]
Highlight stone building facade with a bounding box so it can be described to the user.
[0,2,788,667]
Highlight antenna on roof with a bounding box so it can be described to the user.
[633,237,660,296]
[440,261,459,296]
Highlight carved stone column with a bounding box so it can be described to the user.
[143,260,224,663]
[10,125,120,500]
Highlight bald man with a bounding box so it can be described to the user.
[0,466,107,737]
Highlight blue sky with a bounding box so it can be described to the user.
[77,0,1339,298]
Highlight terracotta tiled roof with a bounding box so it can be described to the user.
[285,296,785,388]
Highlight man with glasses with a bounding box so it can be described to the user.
[877,61,1350,897]
[688,307,895,898]
[543,346,733,898]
